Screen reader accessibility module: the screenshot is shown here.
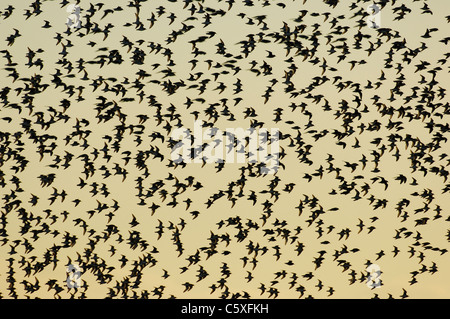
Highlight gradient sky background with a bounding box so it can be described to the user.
[0,0,449,298]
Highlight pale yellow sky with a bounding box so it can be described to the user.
[0,0,449,299]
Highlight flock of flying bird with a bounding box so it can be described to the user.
[0,0,449,299]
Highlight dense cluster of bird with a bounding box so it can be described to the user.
[0,0,449,299]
